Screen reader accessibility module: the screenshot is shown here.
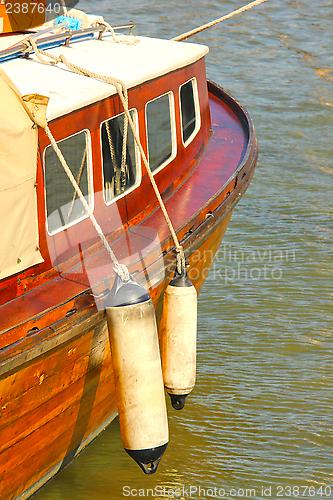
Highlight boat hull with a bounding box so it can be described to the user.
[0,81,257,500]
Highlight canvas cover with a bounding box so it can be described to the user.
[0,68,44,281]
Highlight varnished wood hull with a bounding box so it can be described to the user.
[0,81,257,500]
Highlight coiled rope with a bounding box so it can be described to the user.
[26,34,186,277]
[172,0,268,42]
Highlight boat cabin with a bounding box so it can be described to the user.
[0,30,210,299]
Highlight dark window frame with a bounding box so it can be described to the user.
[100,108,141,206]
[145,91,176,175]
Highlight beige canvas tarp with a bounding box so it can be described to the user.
[0,68,44,281]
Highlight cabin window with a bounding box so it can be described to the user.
[180,78,200,145]
[43,130,92,235]
[101,110,139,204]
[146,92,176,173]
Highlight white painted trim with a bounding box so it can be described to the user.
[145,91,177,176]
[42,128,94,236]
[179,77,201,148]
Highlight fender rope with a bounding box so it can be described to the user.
[28,34,186,274]
[44,124,130,282]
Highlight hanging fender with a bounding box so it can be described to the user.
[105,274,168,474]
[161,267,197,410]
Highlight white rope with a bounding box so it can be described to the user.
[94,19,119,43]
[92,19,141,46]
[44,125,130,283]
[29,32,186,274]
[28,38,186,273]
[172,0,269,41]
[115,92,186,273]
[67,147,87,222]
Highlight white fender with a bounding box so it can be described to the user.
[161,270,197,409]
[105,275,168,474]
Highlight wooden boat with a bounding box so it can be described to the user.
[0,10,257,500]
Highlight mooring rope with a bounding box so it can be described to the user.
[27,35,186,274]
[172,0,268,41]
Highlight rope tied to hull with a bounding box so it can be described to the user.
[28,35,186,277]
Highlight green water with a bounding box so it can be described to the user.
[34,1,333,499]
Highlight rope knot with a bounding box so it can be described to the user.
[93,20,141,46]
[176,246,186,275]
[26,38,58,65]
[114,263,130,283]
[22,40,33,55]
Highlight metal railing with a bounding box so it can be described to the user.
[0,21,135,63]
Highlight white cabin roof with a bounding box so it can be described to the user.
[0,33,208,121]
